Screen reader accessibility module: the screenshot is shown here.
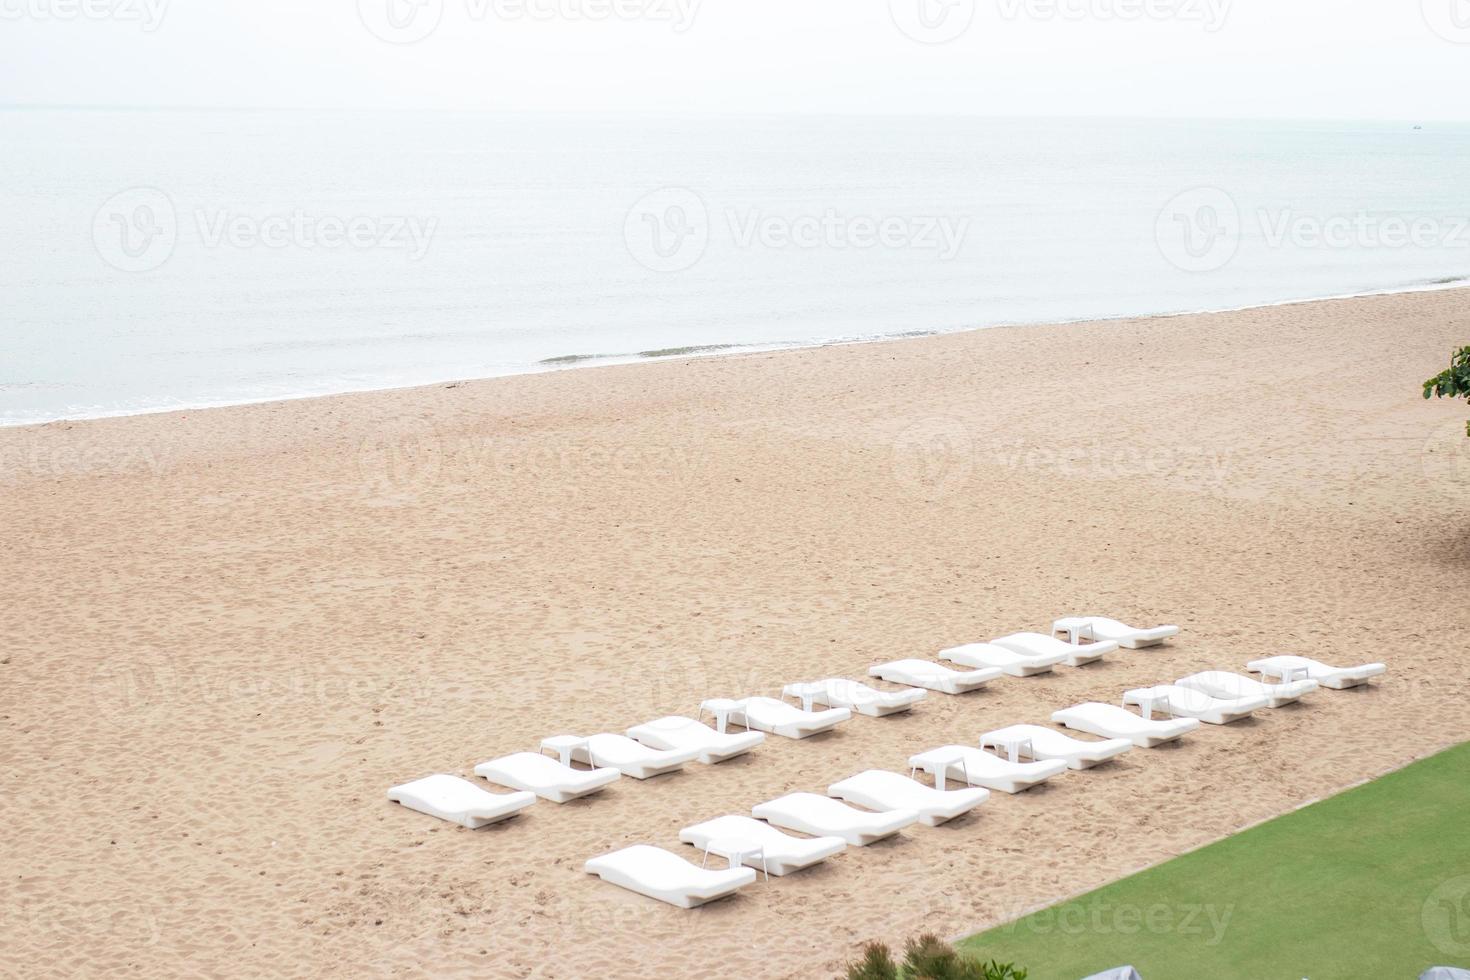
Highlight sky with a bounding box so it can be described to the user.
[1,0,1469,119]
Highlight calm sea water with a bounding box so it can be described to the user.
[3,109,1468,425]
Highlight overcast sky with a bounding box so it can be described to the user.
[3,0,1468,119]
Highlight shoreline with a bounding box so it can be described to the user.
[6,277,1467,431]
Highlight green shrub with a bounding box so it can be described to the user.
[845,942,899,980]
[844,934,1026,980]
[1424,346,1470,436]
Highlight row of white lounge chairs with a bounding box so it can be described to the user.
[386,617,1387,910]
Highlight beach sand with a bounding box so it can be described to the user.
[2,289,1468,979]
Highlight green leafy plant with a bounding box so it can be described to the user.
[844,934,1026,980]
[1424,346,1470,436]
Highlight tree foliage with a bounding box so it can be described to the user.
[844,934,1027,980]
[1424,346,1470,436]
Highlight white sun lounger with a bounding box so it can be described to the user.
[703,697,850,739]
[907,745,1067,794]
[1082,968,1144,980]
[1051,703,1200,747]
[387,774,536,829]
[782,678,926,717]
[992,632,1117,667]
[474,752,621,803]
[1176,671,1319,708]
[980,724,1133,770]
[868,659,1003,694]
[939,643,1065,677]
[584,845,756,909]
[541,734,698,780]
[1123,685,1269,725]
[679,815,846,876]
[753,792,918,845]
[1054,616,1180,649]
[626,716,765,764]
[1246,655,1386,690]
[828,771,989,827]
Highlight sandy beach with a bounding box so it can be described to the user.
[3,288,1469,979]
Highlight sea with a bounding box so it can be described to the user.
[3,108,1468,425]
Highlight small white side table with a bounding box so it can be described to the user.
[1129,696,1168,721]
[701,836,769,881]
[912,749,970,791]
[699,699,744,734]
[539,735,591,767]
[1056,622,1097,645]
[981,737,1035,764]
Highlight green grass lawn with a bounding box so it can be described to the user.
[959,742,1470,980]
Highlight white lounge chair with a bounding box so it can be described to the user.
[1176,671,1318,708]
[702,697,850,739]
[868,659,1003,694]
[679,815,846,876]
[907,745,1068,794]
[828,770,989,827]
[1054,616,1180,649]
[1246,655,1386,690]
[540,734,697,780]
[387,774,536,829]
[1051,703,1200,747]
[1123,685,1269,725]
[584,845,755,909]
[992,631,1117,667]
[474,752,620,803]
[782,678,926,717]
[939,642,1064,677]
[626,716,765,764]
[1082,968,1144,980]
[753,792,918,845]
[980,724,1133,770]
